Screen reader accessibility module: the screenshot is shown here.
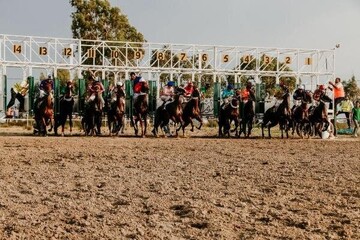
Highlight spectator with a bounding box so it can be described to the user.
[337,96,354,129]
[328,77,345,112]
[352,100,360,137]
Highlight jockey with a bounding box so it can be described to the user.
[242,81,256,101]
[130,72,147,102]
[221,84,235,109]
[35,76,53,110]
[6,78,29,116]
[111,81,125,103]
[161,81,175,109]
[313,84,331,127]
[293,85,306,103]
[184,81,194,98]
[87,76,105,110]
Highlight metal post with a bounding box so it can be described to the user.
[2,75,7,112]
[28,76,35,115]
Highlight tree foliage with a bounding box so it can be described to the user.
[70,0,145,42]
[343,76,360,101]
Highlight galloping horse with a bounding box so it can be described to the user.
[291,90,313,138]
[181,87,203,136]
[82,86,103,136]
[218,90,241,137]
[107,87,126,136]
[239,95,255,138]
[132,82,149,137]
[261,91,291,138]
[34,80,54,136]
[55,82,75,136]
[152,87,185,137]
[308,92,332,138]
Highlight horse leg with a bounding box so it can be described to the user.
[195,115,203,130]
[189,118,195,132]
[182,118,190,137]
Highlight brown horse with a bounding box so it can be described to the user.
[132,82,149,137]
[218,90,241,137]
[34,81,54,136]
[108,87,126,136]
[291,90,313,138]
[152,87,185,137]
[181,87,203,136]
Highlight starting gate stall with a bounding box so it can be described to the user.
[0,34,336,120]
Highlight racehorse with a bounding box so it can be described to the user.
[82,88,103,136]
[152,87,185,137]
[132,82,149,137]
[291,90,313,138]
[34,81,54,136]
[54,82,75,136]
[218,90,241,137]
[308,93,332,138]
[239,95,255,138]
[261,91,291,138]
[181,87,203,136]
[107,87,126,136]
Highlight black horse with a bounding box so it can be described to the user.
[239,95,255,138]
[131,82,149,137]
[261,91,291,138]
[82,93,103,136]
[181,87,203,136]
[54,83,75,136]
[308,92,332,138]
[218,90,241,137]
[107,87,126,136]
[152,87,185,137]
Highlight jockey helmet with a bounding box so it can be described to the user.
[116,81,123,87]
[227,84,234,90]
[319,84,326,91]
[167,81,174,87]
[94,77,101,82]
[298,85,304,90]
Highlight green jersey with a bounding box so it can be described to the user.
[353,107,360,121]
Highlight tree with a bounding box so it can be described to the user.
[343,76,360,101]
[70,0,145,42]
[70,0,145,81]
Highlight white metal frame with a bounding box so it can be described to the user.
[0,33,336,112]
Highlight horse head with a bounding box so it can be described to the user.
[304,90,313,104]
[192,88,201,98]
[141,82,149,93]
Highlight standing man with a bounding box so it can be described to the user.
[352,100,360,137]
[337,96,354,129]
[328,77,345,111]
[6,78,29,116]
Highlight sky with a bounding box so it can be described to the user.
[0,0,359,81]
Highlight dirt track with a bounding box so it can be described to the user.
[0,127,359,239]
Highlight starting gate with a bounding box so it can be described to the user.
[0,34,336,119]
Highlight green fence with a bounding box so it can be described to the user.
[28,76,35,115]
[213,81,221,117]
